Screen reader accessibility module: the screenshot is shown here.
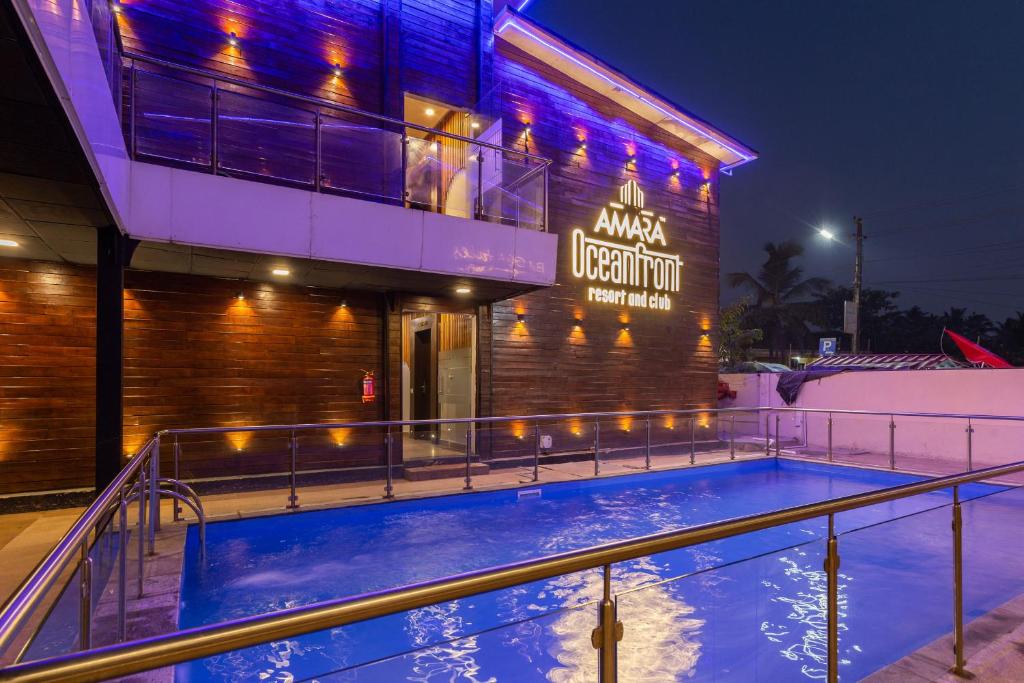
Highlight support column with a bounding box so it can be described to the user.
[95,226,137,493]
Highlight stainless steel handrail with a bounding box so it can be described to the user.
[0,438,157,656]
[124,52,552,166]
[2,456,1021,683]
[155,406,1024,437]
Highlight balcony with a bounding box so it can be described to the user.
[117,54,555,289]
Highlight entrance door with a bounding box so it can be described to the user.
[412,327,433,437]
[402,311,476,460]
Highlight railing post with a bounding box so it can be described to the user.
[775,414,781,457]
[211,83,219,173]
[400,135,409,204]
[314,110,322,192]
[689,417,696,465]
[117,487,128,643]
[383,427,394,499]
[533,423,540,482]
[951,485,968,677]
[644,417,651,470]
[287,430,300,509]
[827,412,834,462]
[78,541,93,651]
[765,412,771,456]
[889,416,896,470]
[463,426,474,491]
[173,435,182,522]
[966,419,974,472]
[149,436,159,554]
[129,62,137,159]
[475,150,484,220]
[137,463,145,599]
[594,419,601,476]
[591,564,621,683]
[729,415,736,460]
[825,513,840,683]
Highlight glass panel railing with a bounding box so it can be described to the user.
[126,59,549,230]
[314,599,598,681]
[616,534,828,680]
[216,88,317,186]
[133,69,212,167]
[174,572,600,682]
[320,113,403,201]
[962,482,1024,661]
[835,500,954,679]
[405,137,441,212]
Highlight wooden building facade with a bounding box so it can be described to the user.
[0,0,755,494]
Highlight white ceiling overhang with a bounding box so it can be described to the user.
[494,9,758,171]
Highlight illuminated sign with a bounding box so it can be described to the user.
[571,180,683,310]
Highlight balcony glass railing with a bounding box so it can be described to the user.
[123,55,550,231]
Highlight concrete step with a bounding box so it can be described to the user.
[403,462,490,481]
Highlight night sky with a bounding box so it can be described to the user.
[524,1,1024,320]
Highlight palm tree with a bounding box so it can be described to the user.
[727,241,829,359]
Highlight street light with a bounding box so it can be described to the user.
[817,222,865,352]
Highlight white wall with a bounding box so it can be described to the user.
[719,369,1024,470]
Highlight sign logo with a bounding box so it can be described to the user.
[571,180,683,310]
[819,337,838,356]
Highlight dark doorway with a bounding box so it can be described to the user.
[413,327,432,436]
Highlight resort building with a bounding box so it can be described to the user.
[1,0,755,496]
[4,2,1024,682]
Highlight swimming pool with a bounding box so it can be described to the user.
[177,458,1024,681]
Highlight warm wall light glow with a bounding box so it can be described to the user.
[664,415,676,430]
[620,416,632,434]
[455,286,472,295]
[272,268,290,276]
[328,428,350,447]
[0,240,18,248]
[226,431,251,453]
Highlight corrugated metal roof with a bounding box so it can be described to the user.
[807,353,966,370]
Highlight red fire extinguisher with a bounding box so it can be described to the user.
[360,370,376,403]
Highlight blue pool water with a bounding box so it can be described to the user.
[177,459,1024,682]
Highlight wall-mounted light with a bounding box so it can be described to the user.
[698,326,710,337]
[572,317,583,328]
[517,313,526,323]
[577,140,587,151]
[429,142,439,153]
[524,123,532,135]
[110,0,122,13]
[470,121,481,130]
[0,239,19,248]
[672,170,680,179]
[621,323,630,332]
[227,32,239,47]
[626,154,637,167]
[272,267,290,277]
[339,299,348,308]
[332,63,343,77]
[235,291,245,301]
[424,107,436,117]
[455,286,472,295]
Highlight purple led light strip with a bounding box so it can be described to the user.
[496,17,755,167]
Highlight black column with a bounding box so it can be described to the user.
[95,226,137,493]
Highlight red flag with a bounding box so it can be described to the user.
[944,328,1014,368]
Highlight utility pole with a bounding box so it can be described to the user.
[851,216,865,353]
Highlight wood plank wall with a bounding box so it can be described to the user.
[485,41,723,454]
[117,0,487,116]
[0,260,96,494]
[0,259,391,493]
